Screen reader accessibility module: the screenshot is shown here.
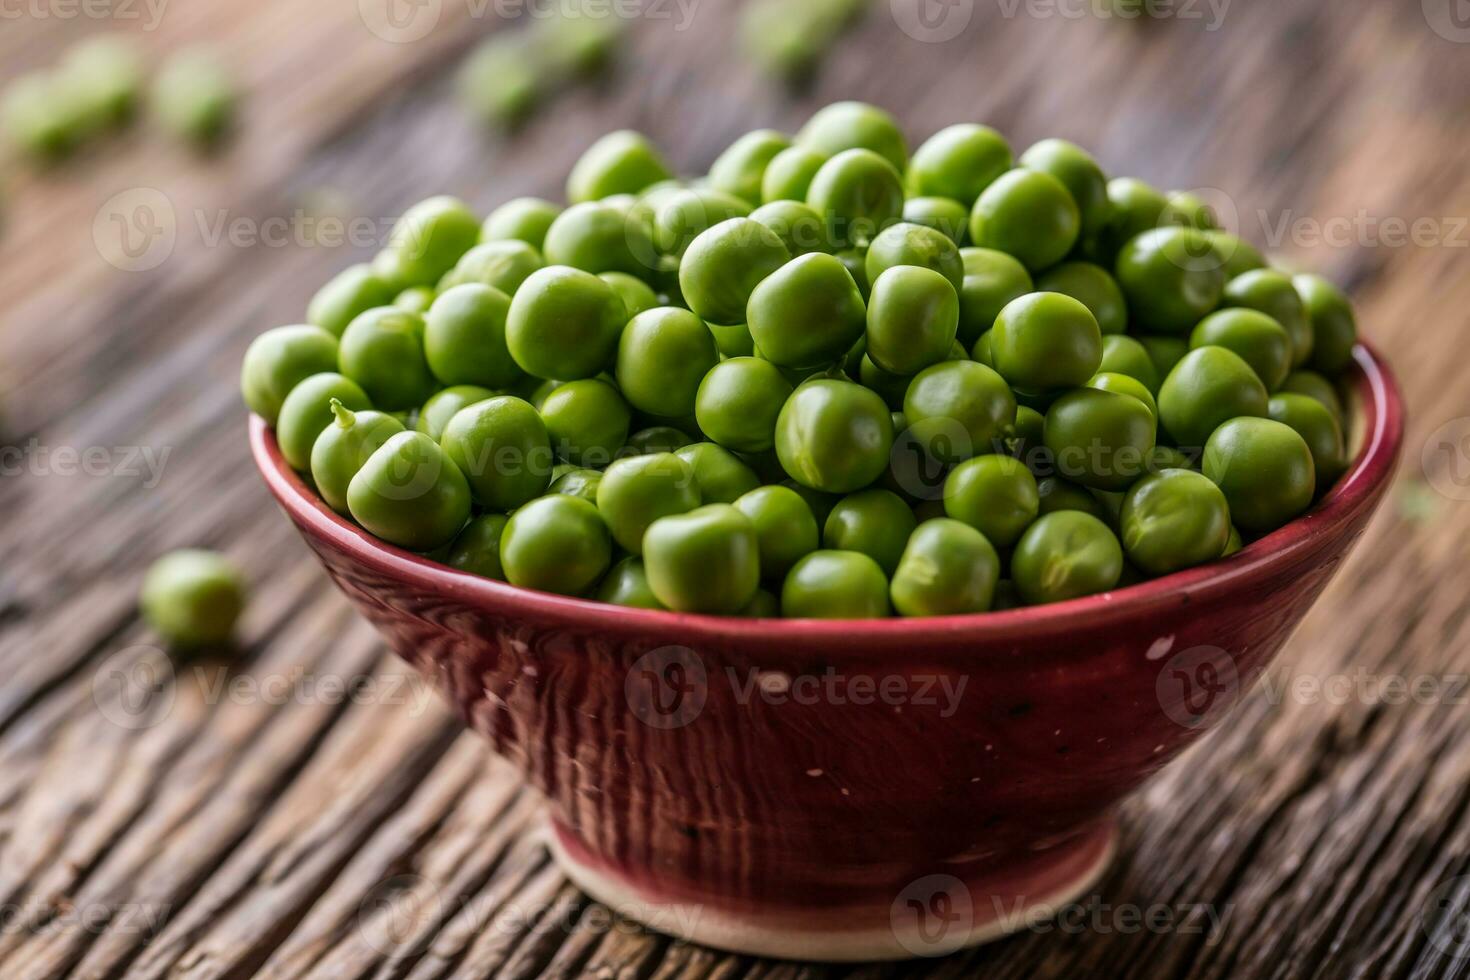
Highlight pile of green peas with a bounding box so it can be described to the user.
[242,101,1360,619]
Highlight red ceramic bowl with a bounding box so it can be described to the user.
[251,344,1402,962]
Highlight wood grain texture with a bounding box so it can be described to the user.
[1,0,1469,976]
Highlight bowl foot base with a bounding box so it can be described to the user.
[544,818,1118,962]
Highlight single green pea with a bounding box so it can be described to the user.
[695,357,794,454]
[1269,393,1347,486]
[738,589,781,618]
[971,330,994,367]
[643,504,762,613]
[1157,346,1269,449]
[378,196,481,288]
[152,49,235,149]
[1097,335,1161,392]
[709,322,757,359]
[1138,335,1189,382]
[140,550,247,648]
[424,284,523,390]
[676,442,761,503]
[1205,231,1267,281]
[1223,524,1244,557]
[347,431,472,552]
[277,372,371,471]
[440,240,544,295]
[901,197,970,245]
[1280,370,1345,425]
[615,307,721,418]
[747,252,867,369]
[1086,372,1158,419]
[1147,444,1198,473]
[903,360,1017,463]
[823,488,918,575]
[1092,177,1169,262]
[733,485,819,580]
[458,35,538,126]
[550,466,604,503]
[1221,269,1313,368]
[541,10,622,75]
[890,518,1000,617]
[805,149,906,249]
[709,129,793,204]
[1043,387,1156,491]
[599,271,661,318]
[1293,274,1358,375]
[1009,404,1046,463]
[1019,138,1112,247]
[311,400,407,513]
[440,396,554,510]
[500,494,612,596]
[761,145,829,203]
[991,292,1103,390]
[1037,476,1109,519]
[482,197,561,251]
[652,187,752,260]
[679,218,791,326]
[596,557,666,609]
[241,325,340,425]
[796,100,908,174]
[622,426,696,457]
[865,222,964,293]
[542,200,658,278]
[748,200,835,256]
[969,168,1080,272]
[506,266,628,380]
[781,550,891,619]
[1034,261,1128,336]
[943,454,1039,548]
[1190,308,1292,391]
[338,307,438,411]
[1203,417,1316,532]
[866,266,960,376]
[394,286,436,315]
[59,35,142,127]
[1115,227,1226,334]
[596,452,702,553]
[567,130,672,204]
[1011,510,1123,605]
[446,514,509,580]
[956,247,1033,346]
[907,123,1012,206]
[308,264,397,337]
[835,247,871,299]
[540,378,632,467]
[1165,190,1218,230]
[776,380,895,493]
[1119,469,1231,575]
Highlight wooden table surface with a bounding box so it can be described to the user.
[2,1,1470,976]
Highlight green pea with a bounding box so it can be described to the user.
[944,454,1039,548]
[695,358,793,454]
[709,322,757,359]
[866,266,960,376]
[1280,370,1345,424]
[1043,387,1155,491]
[1037,476,1109,519]
[308,264,397,337]
[835,247,871,299]
[152,49,235,149]
[599,271,660,318]
[1190,308,1292,392]
[902,196,970,245]
[1119,469,1231,574]
[542,200,658,278]
[596,557,666,609]
[679,218,792,326]
[1293,274,1358,376]
[1097,335,1161,392]
[991,292,1103,390]
[540,378,631,467]
[338,307,437,411]
[738,589,781,618]
[1221,269,1313,368]
[440,240,544,295]
[311,400,406,514]
[378,196,481,288]
[458,35,538,126]
[446,514,509,580]
[1268,393,1347,486]
[1165,190,1217,230]
[865,222,964,293]
[806,149,905,248]
[907,123,1012,206]
[1205,231,1267,281]
[1147,444,1198,473]
[550,466,604,503]
[781,550,891,619]
[643,504,761,613]
[60,35,142,127]
[1115,227,1226,334]
[394,286,436,315]
[823,488,917,575]
[596,452,701,553]
[1223,524,1244,557]
[1203,417,1315,532]
[652,187,752,259]
[1093,177,1169,261]
[709,129,793,204]
[423,284,522,390]
[500,495,612,596]
[733,485,819,580]
[1158,346,1269,449]
[1011,511,1123,605]
[676,442,761,503]
[615,307,721,418]
[1086,372,1158,419]
[956,247,1033,346]
[1009,405,1046,463]
[241,325,340,426]
[1138,335,1189,381]
[1034,261,1128,336]
[566,130,672,204]
[1019,138,1111,247]
[506,266,628,380]
[747,253,866,369]
[347,431,472,552]
[796,100,908,174]
[761,145,828,203]
[440,396,554,510]
[277,372,371,471]
[482,197,561,251]
[749,200,835,256]
[622,426,696,457]
[903,360,1017,463]
[140,550,246,648]
[777,379,895,493]
[969,169,1080,272]
[890,518,1000,617]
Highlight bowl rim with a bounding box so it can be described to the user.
[251,342,1404,643]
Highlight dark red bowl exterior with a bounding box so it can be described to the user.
[251,345,1402,951]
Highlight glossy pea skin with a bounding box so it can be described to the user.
[776,379,895,493]
[969,168,1080,273]
[140,550,247,648]
[482,197,561,251]
[1119,469,1231,575]
[864,222,964,294]
[1019,138,1111,246]
[695,357,794,454]
[1008,404,1046,463]
[747,252,867,369]
[600,271,660,318]
[890,518,1000,617]
[1157,346,1269,449]
[643,504,761,613]
[991,292,1103,390]
[1043,387,1156,491]
[796,100,908,174]
[440,396,554,510]
[652,187,752,260]
[1036,476,1109,520]
[506,266,629,380]
[1035,262,1128,336]
[540,378,632,467]
[680,218,791,326]
[1165,190,1218,230]
[1098,335,1161,392]
[1138,335,1189,382]
[1280,370,1345,425]
[1190,308,1292,392]
[709,129,793,204]
[440,240,544,295]
[823,488,918,576]
[781,550,891,619]
[380,196,481,288]
[311,402,406,514]
[1086,372,1158,419]
[1269,393,1347,486]
[903,360,1017,463]
[907,123,1012,206]
[550,466,604,503]
[761,145,829,203]
[677,443,761,503]
[1221,269,1313,368]
[806,149,906,249]
[1293,274,1359,375]
[338,307,438,412]
[616,307,721,418]
[749,200,835,256]
[543,200,658,278]
[500,495,612,596]
[1206,231,1267,281]
[241,325,340,425]
[308,264,396,337]
[1115,227,1226,334]
[395,286,436,315]
[622,426,696,457]
[1203,417,1316,532]
[423,284,522,390]
[733,485,819,580]
[866,266,960,376]
[596,452,702,553]
[956,248,1033,346]
[1091,177,1169,261]
[1011,510,1123,605]
[446,514,509,580]
[944,453,1039,548]
[566,130,672,204]
[596,557,666,609]
[277,373,371,471]
[347,431,472,552]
